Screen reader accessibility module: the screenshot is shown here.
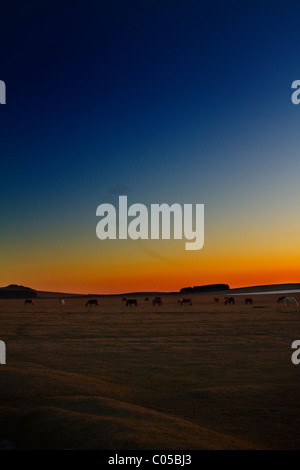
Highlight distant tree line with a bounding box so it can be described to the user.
[180,284,230,294]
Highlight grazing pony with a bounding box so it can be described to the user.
[179,298,192,306]
[224,297,235,305]
[126,299,137,307]
[245,298,253,305]
[86,299,98,308]
[283,296,298,308]
[24,299,34,306]
[153,297,162,306]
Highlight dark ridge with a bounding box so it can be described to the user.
[0,284,37,299]
[227,283,300,294]
[180,284,230,294]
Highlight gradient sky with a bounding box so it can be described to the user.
[1,1,300,294]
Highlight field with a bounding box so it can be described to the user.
[0,294,300,450]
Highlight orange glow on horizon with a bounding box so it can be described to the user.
[7,265,300,296]
[2,230,300,295]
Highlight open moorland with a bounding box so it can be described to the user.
[0,293,300,449]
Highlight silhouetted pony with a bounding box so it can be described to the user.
[179,298,192,306]
[86,299,98,308]
[224,297,235,305]
[153,297,162,306]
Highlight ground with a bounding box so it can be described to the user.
[0,294,299,449]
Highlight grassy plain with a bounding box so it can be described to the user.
[0,294,299,449]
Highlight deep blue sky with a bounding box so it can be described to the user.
[1,1,300,291]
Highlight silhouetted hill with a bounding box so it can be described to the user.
[0,284,37,299]
[227,283,300,294]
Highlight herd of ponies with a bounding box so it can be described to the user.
[22,295,299,309]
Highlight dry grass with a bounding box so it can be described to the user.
[0,293,300,449]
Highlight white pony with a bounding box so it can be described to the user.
[283,296,298,308]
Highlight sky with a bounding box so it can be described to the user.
[1,0,300,294]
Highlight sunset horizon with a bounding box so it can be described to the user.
[2,277,300,296]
